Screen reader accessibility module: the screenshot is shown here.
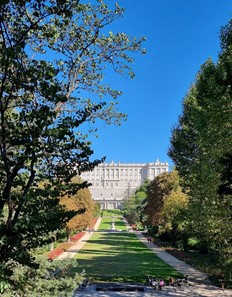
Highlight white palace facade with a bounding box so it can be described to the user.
[81,160,169,210]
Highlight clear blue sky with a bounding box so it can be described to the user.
[88,0,232,167]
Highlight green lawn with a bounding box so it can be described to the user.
[101,209,122,217]
[98,216,128,231]
[73,232,182,284]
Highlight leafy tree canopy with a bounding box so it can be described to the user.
[0,0,145,275]
[122,179,149,226]
[145,170,183,227]
[60,177,97,241]
[168,19,232,265]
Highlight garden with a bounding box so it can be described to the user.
[72,214,182,284]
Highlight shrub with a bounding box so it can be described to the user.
[187,237,199,250]
[1,258,85,296]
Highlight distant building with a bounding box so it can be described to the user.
[81,160,169,210]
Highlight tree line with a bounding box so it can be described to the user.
[124,19,232,284]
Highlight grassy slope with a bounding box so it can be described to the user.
[73,228,182,283]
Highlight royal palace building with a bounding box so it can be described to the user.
[81,160,169,210]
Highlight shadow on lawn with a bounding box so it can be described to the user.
[85,235,152,253]
[72,232,182,283]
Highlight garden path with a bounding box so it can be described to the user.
[132,231,232,297]
[58,217,232,297]
[56,218,102,260]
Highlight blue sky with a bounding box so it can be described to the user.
[88,0,232,167]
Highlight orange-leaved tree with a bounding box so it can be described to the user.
[60,178,97,241]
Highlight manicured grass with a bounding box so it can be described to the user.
[73,232,182,283]
[101,209,122,217]
[98,216,127,231]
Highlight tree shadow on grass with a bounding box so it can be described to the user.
[72,232,182,283]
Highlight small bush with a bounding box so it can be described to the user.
[187,237,199,250]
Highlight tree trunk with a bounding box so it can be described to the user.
[50,242,54,251]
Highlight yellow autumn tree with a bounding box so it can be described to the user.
[160,189,188,235]
[60,178,97,241]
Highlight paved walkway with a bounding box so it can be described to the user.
[134,232,209,283]
[57,218,102,260]
[56,218,231,297]
[133,231,231,297]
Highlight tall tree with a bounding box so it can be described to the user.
[144,171,188,246]
[169,20,232,264]
[0,0,145,274]
[60,179,96,241]
[145,171,181,227]
[159,187,188,246]
[122,180,149,227]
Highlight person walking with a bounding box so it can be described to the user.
[220,274,225,291]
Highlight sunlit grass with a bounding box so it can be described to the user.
[73,232,182,283]
[98,216,127,231]
[101,209,122,217]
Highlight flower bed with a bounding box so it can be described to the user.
[47,239,85,260]
[59,242,74,251]
[46,227,93,260]
[70,231,86,242]
[47,248,64,260]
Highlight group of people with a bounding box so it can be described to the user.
[147,274,189,290]
[169,275,189,288]
[147,276,165,290]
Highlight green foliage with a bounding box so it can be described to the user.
[73,231,182,283]
[159,188,189,245]
[168,19,232,269]
[0,268,10,294]
[93,202,101,218]
[1,258,84,296]
[187,237,199,250]
[101,209,122,217]
[144,171,189,247]
[122,180,150,226]
[0,0,145,278]
[98,216,127,231]
[145,171,181,224]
